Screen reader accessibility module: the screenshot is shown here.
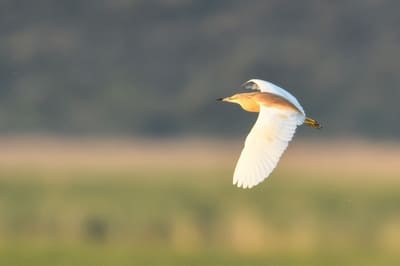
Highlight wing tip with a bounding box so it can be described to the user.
[233,177,263,189]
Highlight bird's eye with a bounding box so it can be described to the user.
[243,81,259,91]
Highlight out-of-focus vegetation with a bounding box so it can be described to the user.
[1,1,400,137]
[0,138,399,266]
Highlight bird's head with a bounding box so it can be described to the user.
[217,93,260,112]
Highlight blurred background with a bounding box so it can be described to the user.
[0,1,400,265]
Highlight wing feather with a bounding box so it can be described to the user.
[233,106,303,188]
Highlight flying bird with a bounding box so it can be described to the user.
[218,79,321,189]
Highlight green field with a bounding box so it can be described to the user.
[0,140,399,266]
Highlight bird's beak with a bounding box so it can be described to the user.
[216,97,227,102]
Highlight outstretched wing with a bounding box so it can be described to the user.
[233,106,303,188]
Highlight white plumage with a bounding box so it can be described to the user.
[218,79,321,189]
[233,106,303,188]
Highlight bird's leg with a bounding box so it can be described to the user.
[305,117,322,129]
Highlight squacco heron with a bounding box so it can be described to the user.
[218,79,321,189]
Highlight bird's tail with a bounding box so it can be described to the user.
[305,117,322,129]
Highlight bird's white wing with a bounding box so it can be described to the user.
[233,106,302,188]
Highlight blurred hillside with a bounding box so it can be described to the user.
[1,0,399,137]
